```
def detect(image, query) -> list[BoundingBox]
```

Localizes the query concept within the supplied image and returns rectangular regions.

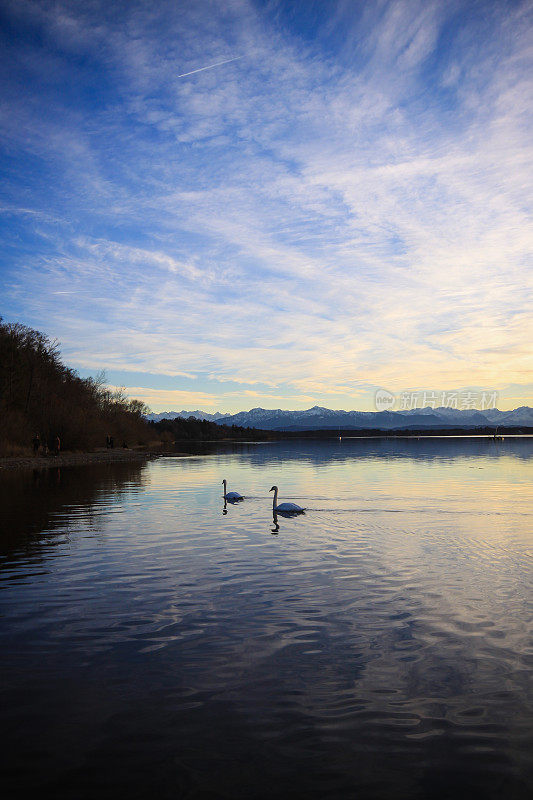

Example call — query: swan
[269,485,305,514]
[222,479,243,502]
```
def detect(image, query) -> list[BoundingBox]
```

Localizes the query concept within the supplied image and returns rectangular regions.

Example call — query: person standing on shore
[32,434,40,455]
[54,435,61,456]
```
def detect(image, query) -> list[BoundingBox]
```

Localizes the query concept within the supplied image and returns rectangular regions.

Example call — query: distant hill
[148,416,271,441]
[144,409,226,422]
[160,404,533,431]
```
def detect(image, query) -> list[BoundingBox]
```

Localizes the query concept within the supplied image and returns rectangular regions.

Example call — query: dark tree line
[0,318,271,456]
[149,416,272,441]
[0,318,151,455]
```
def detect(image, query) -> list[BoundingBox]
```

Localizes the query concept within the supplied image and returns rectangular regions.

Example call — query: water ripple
[1,441,532,799]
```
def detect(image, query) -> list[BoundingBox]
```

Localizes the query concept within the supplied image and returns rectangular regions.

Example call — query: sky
[0,0,531,413]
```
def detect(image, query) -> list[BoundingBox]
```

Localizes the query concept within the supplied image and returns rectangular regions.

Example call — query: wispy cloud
[112,386,217,409]
[0,0,531,412]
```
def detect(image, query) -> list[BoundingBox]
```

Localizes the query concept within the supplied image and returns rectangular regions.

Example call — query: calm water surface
[1,439,532,799]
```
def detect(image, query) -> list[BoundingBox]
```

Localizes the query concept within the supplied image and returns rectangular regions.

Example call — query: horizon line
[144,404,530,415]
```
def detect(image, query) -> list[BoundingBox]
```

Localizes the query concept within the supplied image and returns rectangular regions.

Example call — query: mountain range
[145,405,533,430]
[145,409,226,422]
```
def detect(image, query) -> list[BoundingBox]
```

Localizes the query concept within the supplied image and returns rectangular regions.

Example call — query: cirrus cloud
[0,0,531,412]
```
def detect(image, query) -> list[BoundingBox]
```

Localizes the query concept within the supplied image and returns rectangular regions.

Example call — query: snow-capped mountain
[482,406,533,425]
[215,405,533,431]
[144,405,533,430]
[144,409,226,422]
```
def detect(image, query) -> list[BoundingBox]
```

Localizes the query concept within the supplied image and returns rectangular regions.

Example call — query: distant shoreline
[278,426,533,439]
[0,448,165,472]
[2,430,532,471]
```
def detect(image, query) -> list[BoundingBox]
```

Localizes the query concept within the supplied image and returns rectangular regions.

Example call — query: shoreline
[0,448,165,472]
[2,432,531,472]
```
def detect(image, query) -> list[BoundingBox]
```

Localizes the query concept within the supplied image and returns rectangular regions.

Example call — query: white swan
[222,479,243,502]
[269,485,305,514]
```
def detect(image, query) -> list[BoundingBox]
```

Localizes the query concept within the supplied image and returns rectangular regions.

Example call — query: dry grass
[0,440,33,458]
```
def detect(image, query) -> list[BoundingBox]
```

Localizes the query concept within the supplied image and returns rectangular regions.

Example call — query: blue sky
[0,0,531,412]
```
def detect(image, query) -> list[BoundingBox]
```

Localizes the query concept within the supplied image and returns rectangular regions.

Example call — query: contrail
[177,56,242,78]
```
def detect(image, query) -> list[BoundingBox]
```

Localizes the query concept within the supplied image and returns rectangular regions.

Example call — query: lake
[1,438,532,799]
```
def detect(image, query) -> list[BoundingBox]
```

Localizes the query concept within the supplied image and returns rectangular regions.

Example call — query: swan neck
[273,488,278,508]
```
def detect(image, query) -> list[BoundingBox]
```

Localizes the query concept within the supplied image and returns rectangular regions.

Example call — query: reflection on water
[1,439,532,799]
[0,461,148,552]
